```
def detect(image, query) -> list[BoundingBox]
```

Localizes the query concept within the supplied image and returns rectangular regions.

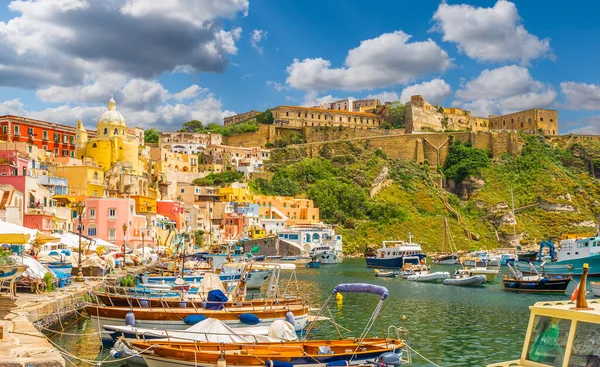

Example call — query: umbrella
[0,220,32,244]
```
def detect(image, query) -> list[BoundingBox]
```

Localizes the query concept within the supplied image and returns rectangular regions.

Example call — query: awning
[53,195,76,203]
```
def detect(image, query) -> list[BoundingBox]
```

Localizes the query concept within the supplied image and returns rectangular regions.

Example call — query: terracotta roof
[274,105,380,117]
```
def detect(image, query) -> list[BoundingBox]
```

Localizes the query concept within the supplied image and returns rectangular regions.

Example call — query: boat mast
[511,188,517,247]
[443,216,448,253]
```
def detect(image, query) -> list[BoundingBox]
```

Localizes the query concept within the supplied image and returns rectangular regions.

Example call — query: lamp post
[73,201,85,282]
[122,223,128,269]
[141,229,145,265]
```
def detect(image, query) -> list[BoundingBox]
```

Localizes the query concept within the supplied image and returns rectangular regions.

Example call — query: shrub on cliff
[193,171,244,186]
[444,141,490,183]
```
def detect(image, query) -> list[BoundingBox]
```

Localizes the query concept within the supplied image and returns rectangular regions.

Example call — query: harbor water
[53,258,591,367]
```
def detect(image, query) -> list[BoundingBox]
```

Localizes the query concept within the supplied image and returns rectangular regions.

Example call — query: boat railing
[387,325,411,365]
[139,328,266,344]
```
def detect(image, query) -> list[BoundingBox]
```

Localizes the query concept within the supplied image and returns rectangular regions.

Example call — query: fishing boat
[309,245,343,264]
[435,217,460,265]
[592,281,600,297]
[366,235,426,269]
[502,259,572,293]
[443,269,487,286]
[407,272,450,283]
[529,237,600,276]
[374,269,398,278]
[130,283,411,367]
[486,264,600,367]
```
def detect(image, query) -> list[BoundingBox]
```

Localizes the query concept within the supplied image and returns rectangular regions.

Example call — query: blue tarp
[205,289,228,310]
[331,283,388,300]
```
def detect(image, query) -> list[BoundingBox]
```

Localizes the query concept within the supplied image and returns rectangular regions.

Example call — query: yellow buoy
[374,269,380,273]
[336,293,343,301]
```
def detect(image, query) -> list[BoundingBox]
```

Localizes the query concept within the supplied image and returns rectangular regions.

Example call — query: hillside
[252,135,600,254]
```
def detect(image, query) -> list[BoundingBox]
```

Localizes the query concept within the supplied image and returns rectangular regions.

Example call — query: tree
[256,109,274,125]
[386,101,406,128]
[307,179,369,223]
[444,141,490,183]
[178,120,203,132]
[193,171,244,186]
[144,128,160,143]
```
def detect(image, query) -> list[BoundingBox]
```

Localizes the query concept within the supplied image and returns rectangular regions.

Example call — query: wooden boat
[443,270,486,286]
[131,338,405,367]
[131,283,410,367]
[0,264,28,282]
[502,259,572,293]
[407,272,450,283]
[93,291,304,308]
[86,303,310,344]
[591,281,600,297]
[487,263,600,367]
[400,263,430,278]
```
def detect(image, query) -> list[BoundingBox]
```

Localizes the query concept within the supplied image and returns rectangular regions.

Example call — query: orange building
[252,195,319,226]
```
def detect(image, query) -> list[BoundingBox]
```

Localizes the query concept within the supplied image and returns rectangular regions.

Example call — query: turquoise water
[53,259,595,367]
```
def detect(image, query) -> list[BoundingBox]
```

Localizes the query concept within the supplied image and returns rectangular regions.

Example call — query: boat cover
[205,289,228,310]
[197,272,226,298]
[268,320,297,341]
[332,283,388,300]
[18,255,51,279]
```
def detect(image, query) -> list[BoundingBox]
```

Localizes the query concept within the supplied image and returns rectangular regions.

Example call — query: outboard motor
[373,352,401,367]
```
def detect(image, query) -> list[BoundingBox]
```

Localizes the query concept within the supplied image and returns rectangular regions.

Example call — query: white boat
[407,272,450,283]
[443,270,487,286]
[592,281,600,297]
[309,245,343,264]
[374,270,398,278]
[365,234,426,269]
[400,262,430,278]
[436,254,459,265]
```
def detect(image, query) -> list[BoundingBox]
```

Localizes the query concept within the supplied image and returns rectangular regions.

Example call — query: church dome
[97,96,126,128]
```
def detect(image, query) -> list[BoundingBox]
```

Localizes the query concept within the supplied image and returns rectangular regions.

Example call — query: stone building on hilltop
[271,105,382,129]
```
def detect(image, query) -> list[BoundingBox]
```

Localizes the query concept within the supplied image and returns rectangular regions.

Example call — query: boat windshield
[568,321,600,367]
[525,315,571,366]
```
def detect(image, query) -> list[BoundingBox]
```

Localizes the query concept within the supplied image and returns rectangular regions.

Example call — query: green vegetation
[258,136,600,254]
[144,128,160,143]
[382,101,406,129]
[43,272,56,293]
[119,274,136,287]
[444,140,491,183]
[193,171,244,186]
[256,109,274,125]
[178,120,259,136]
[274,132,305,148]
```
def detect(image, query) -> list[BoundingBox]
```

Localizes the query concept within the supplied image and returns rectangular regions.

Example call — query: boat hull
[365,254,426,269]
[305,261,320,268]
[469,269,500,282]
[314,252,342,264]
[517,254,600,276]
[407,272,450,283]
[502,278,571,293]
[443,275,487,286]
[438,256,459,265]
[0,265,27,282]
[590,282,600,297]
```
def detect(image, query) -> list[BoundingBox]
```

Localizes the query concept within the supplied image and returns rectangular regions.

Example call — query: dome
[97,96,126,128]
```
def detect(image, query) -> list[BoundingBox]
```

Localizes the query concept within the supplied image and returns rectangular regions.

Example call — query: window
[92,143,97,148]
[28,127,33,135]
[108,228,116,241]
[14,125,19,135]
[114,128,118,135]
[93,190,98,196]
[63,135,68,143]
[70,136,74,143]
[70,150,75,158]
[103,128,108,135]
[62,149,68,157]
[54,132,59,142]
[54,148,59,155]
[540,117,544,121]
[108,208,116,220]
[88,208,96,219]
[550,118,554,122]
[569,321,600,366]
[87,225,96,236]
[526,316,571,366]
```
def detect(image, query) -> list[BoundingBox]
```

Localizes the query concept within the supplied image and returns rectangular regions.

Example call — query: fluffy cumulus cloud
[453,65,556,116]
[365,92,400,104]
[399,78,451,104]
[560,82,600,110]
[266,80,288,92]
[432,0,551,64]
[286,31,452,91]
[250,29,268,54]
[0,0,246,127]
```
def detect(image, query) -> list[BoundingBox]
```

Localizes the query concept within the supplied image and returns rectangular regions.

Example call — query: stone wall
[405,95,489,133]
[222,124,275,147]
[241,237,301,257]
[489,109,558,136]
[223,110,261,126]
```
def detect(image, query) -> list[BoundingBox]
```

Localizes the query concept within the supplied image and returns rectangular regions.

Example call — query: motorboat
[130,283,410,367]
[374,269,398,278]
[462,251,494,266]
[309,245,343,264]
[592,281,600,297]
[461,258,500,282]
[400,263,430,278]
[498,253,516,266]
[365,234,426,269]
[443,269,487,286]
[305,258,320,268]
[486,264,600,367]
[528,237,600,276]
[407,272,450,283]
[435,254,460,265]
[502,259,572,293]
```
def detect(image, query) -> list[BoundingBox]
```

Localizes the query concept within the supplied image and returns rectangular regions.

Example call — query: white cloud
[266,80,288,92]
[250,29,267,54]
[432,0,551,64]
[0,0,247,89]
[172,85,207,100]
[560,82,600,110]
[453,66,556,116]
[365,92,399,104]
[286,30,452,91]
[565,116,600,135]
[121,79,169,110]
[399,78,451,104]
[301,92,344,107]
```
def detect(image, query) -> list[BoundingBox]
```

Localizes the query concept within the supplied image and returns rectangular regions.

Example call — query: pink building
[80,198,150,249]
[221,212,244,241]
[157,200,186,230]
[0,150,29,177]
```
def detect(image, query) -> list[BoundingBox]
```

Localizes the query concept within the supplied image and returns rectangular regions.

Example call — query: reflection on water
[54,258,592,367]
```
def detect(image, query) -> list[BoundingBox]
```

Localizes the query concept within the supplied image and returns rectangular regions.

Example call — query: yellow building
[54,164,105,197]
[76,97,143,175]
[253,195,319,225]
[219,186,252,202]
[131,194,157,215]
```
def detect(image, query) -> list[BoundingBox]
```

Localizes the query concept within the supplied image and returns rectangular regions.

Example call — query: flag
[570,282,579,302]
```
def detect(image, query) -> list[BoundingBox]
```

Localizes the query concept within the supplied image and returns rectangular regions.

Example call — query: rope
[36,323,103,336]
[404,344,442,367]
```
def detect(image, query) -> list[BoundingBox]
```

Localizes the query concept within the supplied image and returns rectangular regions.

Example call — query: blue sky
[0,0,599,133]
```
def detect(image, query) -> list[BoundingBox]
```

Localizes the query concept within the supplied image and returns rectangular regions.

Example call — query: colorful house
[157,200,186,230]
[253,195,319,226]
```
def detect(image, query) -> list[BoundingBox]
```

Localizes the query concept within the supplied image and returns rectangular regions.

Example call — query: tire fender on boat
[183,314,207,325]
[239,313,260,325]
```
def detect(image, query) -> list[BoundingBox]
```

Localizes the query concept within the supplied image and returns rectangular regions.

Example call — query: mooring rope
[404,343,442,367]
